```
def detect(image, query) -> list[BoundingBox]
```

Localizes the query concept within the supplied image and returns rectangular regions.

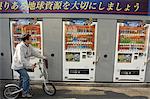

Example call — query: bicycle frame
[37,59,50,90]
[5,84,23,95]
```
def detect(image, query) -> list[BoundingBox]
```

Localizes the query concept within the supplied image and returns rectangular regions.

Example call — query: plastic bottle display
[65,25,95,50]
[118,25,147,52]
[12,24,41,49]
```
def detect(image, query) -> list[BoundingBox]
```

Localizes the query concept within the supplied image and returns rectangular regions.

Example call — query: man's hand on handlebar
[144,57,150,65]
[32,63,37,71]
[25,64,36,72]
[43,57,47,60]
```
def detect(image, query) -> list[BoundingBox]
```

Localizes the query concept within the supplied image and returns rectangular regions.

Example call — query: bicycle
[3,59,56,99]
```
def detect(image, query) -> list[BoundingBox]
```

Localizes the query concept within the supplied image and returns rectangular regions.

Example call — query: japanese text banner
[0,0,149,16]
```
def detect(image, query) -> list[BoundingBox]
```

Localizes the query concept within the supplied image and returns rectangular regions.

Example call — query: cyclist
[11,33,46,98]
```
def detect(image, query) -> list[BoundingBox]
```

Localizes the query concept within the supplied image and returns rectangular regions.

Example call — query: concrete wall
[43,19,62,81]
[0,19,2,78]
[145,20,150,82]
[0,19,12,79]
[95,19,117,82]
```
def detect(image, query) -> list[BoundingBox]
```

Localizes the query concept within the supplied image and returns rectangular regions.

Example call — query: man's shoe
[26,93,32,98]
[22,93,32,98]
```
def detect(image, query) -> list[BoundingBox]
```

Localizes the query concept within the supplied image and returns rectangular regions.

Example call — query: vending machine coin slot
[82,52,87,59]
[141,69,144,72]
[93,52,95,55]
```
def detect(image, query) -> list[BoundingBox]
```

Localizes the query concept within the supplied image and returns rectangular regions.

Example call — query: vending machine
[114,21,150,82]
[10,19,43,80]
[63,19,97,81]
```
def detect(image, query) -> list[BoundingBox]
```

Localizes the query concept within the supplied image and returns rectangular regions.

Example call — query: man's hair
[20,33,31,42]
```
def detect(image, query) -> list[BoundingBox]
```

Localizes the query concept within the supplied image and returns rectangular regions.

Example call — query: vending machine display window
[118,24,147,52]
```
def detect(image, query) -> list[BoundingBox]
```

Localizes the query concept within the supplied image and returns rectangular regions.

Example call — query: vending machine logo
[0,0,149,16]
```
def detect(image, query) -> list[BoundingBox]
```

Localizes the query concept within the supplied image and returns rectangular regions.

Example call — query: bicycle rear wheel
[42,83,56,96]
[3,86,20,99]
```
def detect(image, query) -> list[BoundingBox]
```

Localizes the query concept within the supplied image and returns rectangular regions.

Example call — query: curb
[52,82,150,87]
[1,80,150,87]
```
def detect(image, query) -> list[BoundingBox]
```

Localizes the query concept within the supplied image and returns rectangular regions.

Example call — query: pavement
[0,80,150,99]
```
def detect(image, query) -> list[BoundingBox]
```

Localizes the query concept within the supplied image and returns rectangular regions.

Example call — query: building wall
[0,14,149,82]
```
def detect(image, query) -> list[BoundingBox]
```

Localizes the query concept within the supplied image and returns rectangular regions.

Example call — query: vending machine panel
[113,21,150,82]
[10,19,43,80]
[63,19,97,81]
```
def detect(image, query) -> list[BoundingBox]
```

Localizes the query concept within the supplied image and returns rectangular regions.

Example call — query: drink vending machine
[63,19,97,81]
[114,21,150,82]
[10,19,43,80]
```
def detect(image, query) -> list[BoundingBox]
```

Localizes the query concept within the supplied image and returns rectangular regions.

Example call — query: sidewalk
[1,80,150,99]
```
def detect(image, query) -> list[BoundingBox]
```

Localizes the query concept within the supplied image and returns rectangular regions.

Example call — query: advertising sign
[0,0,149,15]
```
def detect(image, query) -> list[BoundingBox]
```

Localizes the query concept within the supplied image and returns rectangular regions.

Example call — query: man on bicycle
[11,33,46,98]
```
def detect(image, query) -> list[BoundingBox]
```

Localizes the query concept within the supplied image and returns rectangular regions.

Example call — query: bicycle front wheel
[3,86,20,99]
[42,83,56,96]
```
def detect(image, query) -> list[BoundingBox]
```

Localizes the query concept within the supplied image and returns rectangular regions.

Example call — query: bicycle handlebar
[43,59,48,69]
[38,59,48,69]
[26,59,48,73]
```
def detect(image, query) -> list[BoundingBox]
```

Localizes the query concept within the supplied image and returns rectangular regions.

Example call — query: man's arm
[30,46,46,59]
